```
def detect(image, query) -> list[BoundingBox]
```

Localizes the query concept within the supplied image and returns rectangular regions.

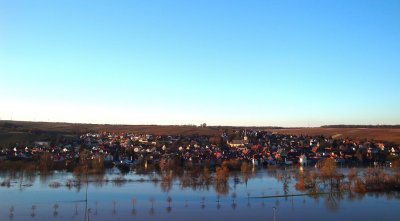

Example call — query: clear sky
[0,0,399,127]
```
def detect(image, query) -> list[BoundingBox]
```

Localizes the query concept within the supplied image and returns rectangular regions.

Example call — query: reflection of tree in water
[318,159,343,192]
[73,203,79,218]
[166,196,172,213]
[31,205,36,218]
[231,192,237,210]
[92,173,106,188]
[216,194,221,210]
[275,170,291,196]
[7,160,400,220]
[87,208,92,220]
[18,169,36,190]
[261,192,265,208]
[39,171,52,185]
[233,174,240,190]
[325,191,345,212]
[165,206,172,213]
[241,162,252,188]
[275,199,280,207]
[149,207,155,216]
[313,196,320,205]
[291,161,392,211]
[25,170,37,184]
[112,200,117,215]
[178,167,212,192]
[214,166,229,196]
[246,192,251,208]
[149,197,155,215]
[200,196,206,209]
[324,193,339,212]
[94,201,98,216]
[9,206,14,220]
[231,201,237,210]
[160,171,173,192]
[185,200,189,208]
[111,175,126,187]
[131,197,137,216]
[53,203,59,217]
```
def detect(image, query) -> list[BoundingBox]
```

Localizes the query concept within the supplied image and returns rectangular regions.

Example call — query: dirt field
[1,121,400,145]
[0,120,222,136]
[271,128,400,144]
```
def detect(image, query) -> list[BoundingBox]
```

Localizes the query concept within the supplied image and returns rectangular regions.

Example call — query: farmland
[1,120,399,146]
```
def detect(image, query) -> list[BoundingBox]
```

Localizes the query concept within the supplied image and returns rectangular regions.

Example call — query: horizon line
[1,119,400,129]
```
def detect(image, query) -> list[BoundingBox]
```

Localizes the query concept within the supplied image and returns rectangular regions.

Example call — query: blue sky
[0,0,399,126]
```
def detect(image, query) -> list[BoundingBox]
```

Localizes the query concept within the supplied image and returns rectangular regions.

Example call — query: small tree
[318,158,343,191]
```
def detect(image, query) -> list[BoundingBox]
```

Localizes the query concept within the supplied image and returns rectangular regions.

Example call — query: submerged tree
[214,165,230,196]
[318,158,343,191]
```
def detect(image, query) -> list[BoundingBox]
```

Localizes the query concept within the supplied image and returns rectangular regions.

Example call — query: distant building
[227,139,249,148]
[227,131,249,148]
[34,141,50,147]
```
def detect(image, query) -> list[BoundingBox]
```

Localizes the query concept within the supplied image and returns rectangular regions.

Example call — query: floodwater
[0,167,399,221]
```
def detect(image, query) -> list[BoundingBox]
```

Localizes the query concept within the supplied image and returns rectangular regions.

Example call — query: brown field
[0,120,223,146]
[1,120,400,146]
[271,128,400,144]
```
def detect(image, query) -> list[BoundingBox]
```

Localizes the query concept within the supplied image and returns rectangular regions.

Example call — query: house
[228,139,249,148]
[34,141,50,147]
[299,154,308,166]
[376,143,385,151]
[227,134,249,148]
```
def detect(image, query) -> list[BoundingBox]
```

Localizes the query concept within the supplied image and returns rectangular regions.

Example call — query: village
[1,129,399,171]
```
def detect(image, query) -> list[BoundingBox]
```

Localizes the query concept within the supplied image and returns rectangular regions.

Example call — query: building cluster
[0,129,399,167]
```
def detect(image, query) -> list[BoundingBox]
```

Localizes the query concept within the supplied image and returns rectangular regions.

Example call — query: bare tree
[318,158,343,191]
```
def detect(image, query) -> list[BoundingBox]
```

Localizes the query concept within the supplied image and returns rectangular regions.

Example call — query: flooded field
[1,167,399,221]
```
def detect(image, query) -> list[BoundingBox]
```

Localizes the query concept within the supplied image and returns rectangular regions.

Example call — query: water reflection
[30,205,36,218]
[200,196,205,209]
[73,203,79,218]
[52,203,59,217]
[9,206,14,220]
[1,166,400,221]
[112,200,117,215]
